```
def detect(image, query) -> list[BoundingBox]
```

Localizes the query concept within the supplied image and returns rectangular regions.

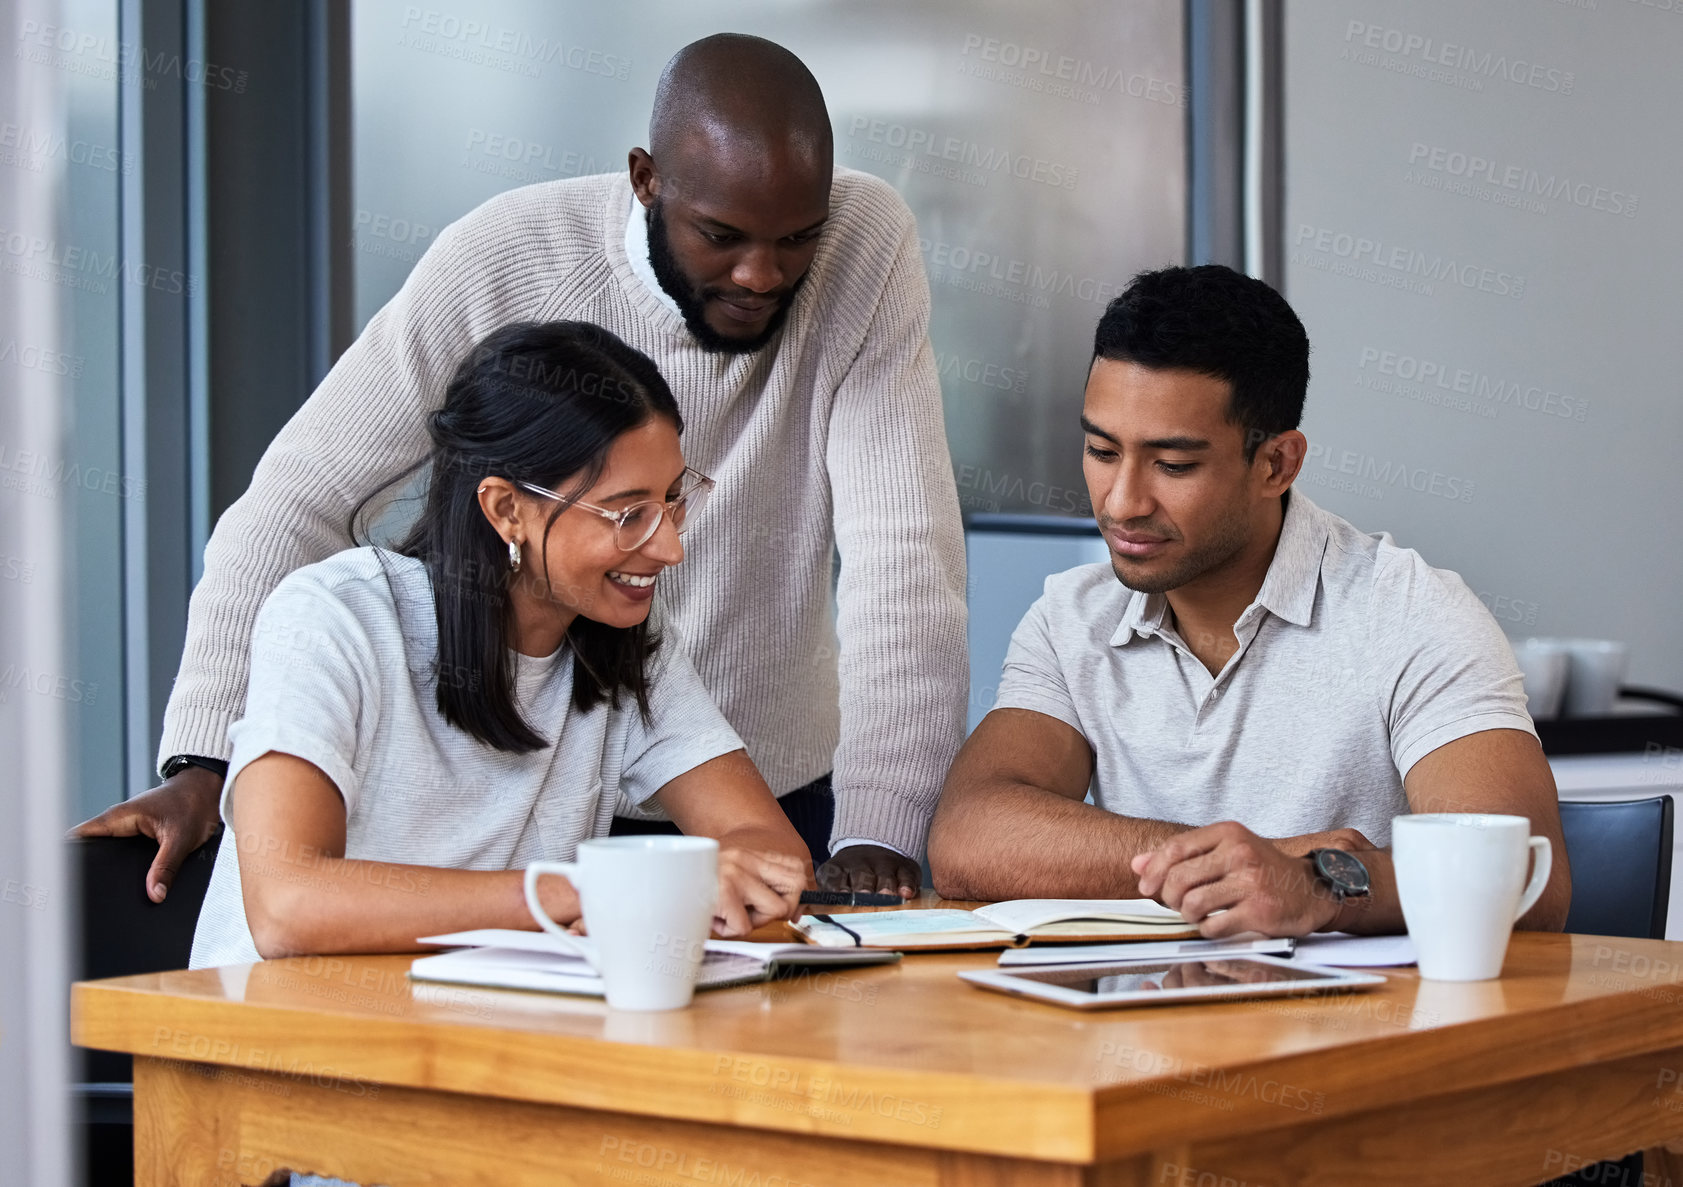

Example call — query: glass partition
[351,0,1186,516]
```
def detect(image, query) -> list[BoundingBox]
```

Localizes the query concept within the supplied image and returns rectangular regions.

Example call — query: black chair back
[73,828,221,1186]
[76,828,221,1079]
[78,829,220,968]
[1558,798,1673,940]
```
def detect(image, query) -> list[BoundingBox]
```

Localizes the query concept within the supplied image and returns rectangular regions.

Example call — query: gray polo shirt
[991,492,1535,846]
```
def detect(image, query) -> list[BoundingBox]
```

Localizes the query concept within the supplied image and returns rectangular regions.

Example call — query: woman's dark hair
[354,320,683,753]
[1093,265,1310,460]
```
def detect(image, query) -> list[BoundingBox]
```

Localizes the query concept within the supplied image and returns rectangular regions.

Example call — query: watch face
[1315,848,1371,894]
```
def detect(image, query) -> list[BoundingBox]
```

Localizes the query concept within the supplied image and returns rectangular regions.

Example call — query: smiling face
[1081,359,1298,596]
[631,137,830,353]
[503,417,689,644]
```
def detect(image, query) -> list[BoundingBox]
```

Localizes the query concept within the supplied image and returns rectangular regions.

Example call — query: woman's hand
[712,847,807,938]
[655,750,817,938]
[531,871,584,931]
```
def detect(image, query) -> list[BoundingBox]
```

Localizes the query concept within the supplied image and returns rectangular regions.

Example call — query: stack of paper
[409,928,898,998]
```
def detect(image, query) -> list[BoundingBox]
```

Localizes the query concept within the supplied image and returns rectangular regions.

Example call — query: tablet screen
[1008,958,1343,995]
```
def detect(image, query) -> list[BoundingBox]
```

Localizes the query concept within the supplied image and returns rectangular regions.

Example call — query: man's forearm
[928,782,1188,900]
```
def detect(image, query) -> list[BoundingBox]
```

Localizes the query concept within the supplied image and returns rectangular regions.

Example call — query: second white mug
[1510,638,1569,721]
[1561,639,1629,718]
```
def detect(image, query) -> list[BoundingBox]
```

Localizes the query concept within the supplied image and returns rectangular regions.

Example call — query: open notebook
[410,928,899,998]
[788,899,1197,950]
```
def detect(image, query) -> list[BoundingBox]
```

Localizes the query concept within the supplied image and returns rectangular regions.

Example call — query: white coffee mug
[1392,814,1552,982]
[525,836,719,1011]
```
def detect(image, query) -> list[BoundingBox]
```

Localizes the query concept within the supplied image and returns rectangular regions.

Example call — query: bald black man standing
[76,35,966,900]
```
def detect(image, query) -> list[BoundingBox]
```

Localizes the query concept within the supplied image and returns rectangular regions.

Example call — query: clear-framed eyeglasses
[514,466,715,552]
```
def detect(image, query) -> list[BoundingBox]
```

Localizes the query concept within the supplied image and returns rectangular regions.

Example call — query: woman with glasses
[189,321,811,968]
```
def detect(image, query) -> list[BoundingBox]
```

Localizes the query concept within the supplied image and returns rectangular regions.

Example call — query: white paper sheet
[1292,933,1417,967]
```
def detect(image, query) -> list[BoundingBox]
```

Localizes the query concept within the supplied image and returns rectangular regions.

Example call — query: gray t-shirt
[992,492,1535,846]
[190,548,743,968]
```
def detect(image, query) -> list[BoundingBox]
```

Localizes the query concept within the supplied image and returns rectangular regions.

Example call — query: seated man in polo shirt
[927,265,1570,938]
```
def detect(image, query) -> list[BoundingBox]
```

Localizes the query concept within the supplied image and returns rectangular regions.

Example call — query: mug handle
[523,860,593,962]
[1512,837,1553,922]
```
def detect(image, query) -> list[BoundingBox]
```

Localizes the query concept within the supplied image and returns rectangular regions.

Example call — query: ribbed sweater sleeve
[156,196,566,766]
[823,193,969,858]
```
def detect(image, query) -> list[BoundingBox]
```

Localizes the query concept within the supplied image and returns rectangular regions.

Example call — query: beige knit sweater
[159,167,969,858]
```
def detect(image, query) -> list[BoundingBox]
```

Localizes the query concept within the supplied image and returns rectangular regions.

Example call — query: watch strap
[162,754,229,781]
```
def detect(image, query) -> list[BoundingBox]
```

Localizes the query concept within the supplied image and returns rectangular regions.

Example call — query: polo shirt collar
[1110,590,1169,647]
[1106,491,1329,647]
[1250,490,1329,628]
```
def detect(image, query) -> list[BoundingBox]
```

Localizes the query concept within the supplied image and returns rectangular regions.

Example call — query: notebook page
[794,908,1003,945]
[972,899,1186,933]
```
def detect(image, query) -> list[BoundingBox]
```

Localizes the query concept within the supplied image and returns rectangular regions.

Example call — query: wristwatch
[161,754,230,781]
[1307,848,1371,904]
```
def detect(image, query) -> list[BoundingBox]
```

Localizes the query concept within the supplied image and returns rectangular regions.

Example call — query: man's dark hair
[352,321,681,753]
[1092,265,1310,459]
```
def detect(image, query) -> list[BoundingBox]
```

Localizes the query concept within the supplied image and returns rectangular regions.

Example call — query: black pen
[799,890,906,907]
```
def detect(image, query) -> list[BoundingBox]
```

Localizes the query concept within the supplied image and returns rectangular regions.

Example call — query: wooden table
[71,907,1683,1187]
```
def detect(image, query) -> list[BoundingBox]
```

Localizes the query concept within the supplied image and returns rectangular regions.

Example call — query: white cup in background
[1392,814,1552,982]
[525,836,719,1011]
[1561,638,1629,718]
[1510,638,1569,721]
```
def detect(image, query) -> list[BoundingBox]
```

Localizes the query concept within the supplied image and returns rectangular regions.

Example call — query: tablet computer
[958,953,1385,1010]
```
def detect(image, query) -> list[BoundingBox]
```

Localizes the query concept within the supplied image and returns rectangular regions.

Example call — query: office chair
[73,828,222,1186]
[1558,797,1673,940]
[1538,798,1672,1186]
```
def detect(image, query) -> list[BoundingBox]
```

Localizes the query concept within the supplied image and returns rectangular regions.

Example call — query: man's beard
[646,200,803,355]
[1102,506,1251,595]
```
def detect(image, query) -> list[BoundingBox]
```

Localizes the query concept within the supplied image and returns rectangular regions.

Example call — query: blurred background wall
[1284,0,1683,690]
